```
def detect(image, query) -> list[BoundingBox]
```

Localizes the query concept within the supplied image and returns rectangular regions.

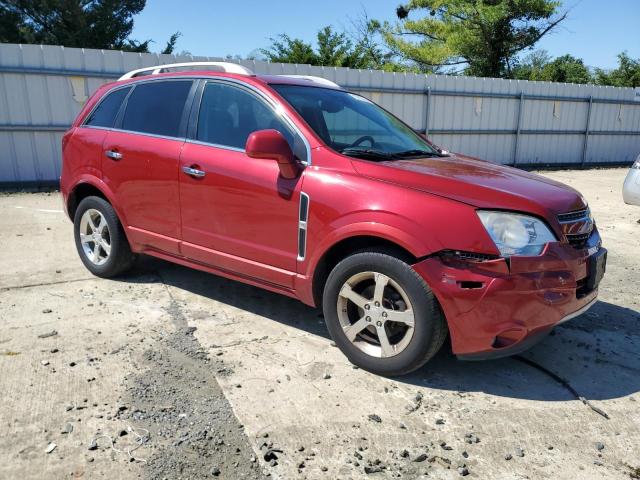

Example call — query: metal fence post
[512,92,524,166]
[581,95,593,167]
[424,87,431,137]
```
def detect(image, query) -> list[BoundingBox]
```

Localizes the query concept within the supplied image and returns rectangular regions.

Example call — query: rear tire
[73,196,135,278]
[322,251,447,376]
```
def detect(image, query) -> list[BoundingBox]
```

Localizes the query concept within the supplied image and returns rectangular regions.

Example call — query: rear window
[121,81,192,137]
[84,87,130,128]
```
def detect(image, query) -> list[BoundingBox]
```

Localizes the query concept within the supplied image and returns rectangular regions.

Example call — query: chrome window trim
[297,192,310,261]
[79,75,312,165]
[193,78,312,165]
[82,78,194,136]
[79,125,187,143]
[81,83,132,128]
[185,138,245,153]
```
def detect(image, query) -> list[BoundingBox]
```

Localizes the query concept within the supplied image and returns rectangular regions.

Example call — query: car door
[101,79,195,255]
[179,80,309,288]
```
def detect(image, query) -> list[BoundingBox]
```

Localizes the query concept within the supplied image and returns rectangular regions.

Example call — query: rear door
[102,79,195,254]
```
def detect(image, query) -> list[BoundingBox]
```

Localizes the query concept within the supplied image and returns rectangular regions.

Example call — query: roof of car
[116,70,342,91]
[255,74,342,89]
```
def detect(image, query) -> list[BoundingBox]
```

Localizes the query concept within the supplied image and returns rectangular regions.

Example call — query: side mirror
[245,129,299,179]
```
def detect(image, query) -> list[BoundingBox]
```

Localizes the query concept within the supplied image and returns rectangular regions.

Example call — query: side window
[121,81,192,137]
[196,82,307,162]
[84,87,130,128]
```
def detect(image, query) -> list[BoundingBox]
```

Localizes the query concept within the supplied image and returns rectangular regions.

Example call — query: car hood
[351,153,586,222]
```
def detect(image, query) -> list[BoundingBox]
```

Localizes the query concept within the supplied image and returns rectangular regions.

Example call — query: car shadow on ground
[123,256,640,403]
[403,300,640,402]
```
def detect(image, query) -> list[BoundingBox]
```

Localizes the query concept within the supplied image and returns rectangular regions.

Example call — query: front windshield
[271,85,440,161]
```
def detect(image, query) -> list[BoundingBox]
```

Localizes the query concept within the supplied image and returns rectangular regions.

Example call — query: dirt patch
[120,281,265,479]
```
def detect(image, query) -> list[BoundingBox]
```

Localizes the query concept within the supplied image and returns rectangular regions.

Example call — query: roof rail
[279,75,341,88]
[118,62,254,80]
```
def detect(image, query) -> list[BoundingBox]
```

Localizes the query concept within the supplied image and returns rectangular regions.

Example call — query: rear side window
[121,81,192,137]
[84,87,130,128]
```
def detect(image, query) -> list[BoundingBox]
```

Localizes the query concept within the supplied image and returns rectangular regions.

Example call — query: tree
[0,0,177,53]
[538,54,591,83]
[513,51,592,84]
[261,24,401,70]
[345,12,399,70]
[316,26,353,66]
[594,52,640,88]
[260,33,317,65]
[511,49,551,80]
[383,0,567,77]
[161,31,182,55]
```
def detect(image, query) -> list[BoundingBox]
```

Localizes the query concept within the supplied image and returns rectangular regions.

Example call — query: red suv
[60,62,606,376]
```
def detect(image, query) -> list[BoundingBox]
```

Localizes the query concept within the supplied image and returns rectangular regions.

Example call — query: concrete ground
[1,168,639,479]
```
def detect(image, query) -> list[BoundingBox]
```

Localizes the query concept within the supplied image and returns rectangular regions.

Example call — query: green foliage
[512,50,640,87]
[316,26,352,66]
[161,31,182,55]
[260,23,405,70]
[0,0,177,53]
[513,51,591,83]
[594,52,640,88]
[261,34,317,65]
[383,0,566,77]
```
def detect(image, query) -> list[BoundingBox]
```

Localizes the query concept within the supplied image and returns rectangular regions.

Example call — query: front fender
[295,214,442,306]
[309,219,437,272]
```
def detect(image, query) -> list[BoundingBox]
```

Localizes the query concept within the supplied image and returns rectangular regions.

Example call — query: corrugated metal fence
[1,43,639,186]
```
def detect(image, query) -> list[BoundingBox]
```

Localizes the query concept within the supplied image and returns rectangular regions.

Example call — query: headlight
[633,153,640,169]
[477,211,557,257]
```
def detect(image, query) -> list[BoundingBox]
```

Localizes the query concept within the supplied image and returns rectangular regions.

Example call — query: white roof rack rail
[118,61,254,80]
[279,75,341,88]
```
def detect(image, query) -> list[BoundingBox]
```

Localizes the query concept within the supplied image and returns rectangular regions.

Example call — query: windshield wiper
[340,147,395,161]
[391,149,441,159]
[340,147,441,161]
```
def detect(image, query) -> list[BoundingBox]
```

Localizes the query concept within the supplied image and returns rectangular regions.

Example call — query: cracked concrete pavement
[0,168,639,479]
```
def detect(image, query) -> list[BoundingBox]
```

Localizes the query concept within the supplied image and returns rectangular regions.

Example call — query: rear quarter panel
[61,82,120,214]
[60,126,110,216]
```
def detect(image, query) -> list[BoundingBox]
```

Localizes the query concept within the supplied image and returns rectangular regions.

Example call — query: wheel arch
[310,234,422,308]
[67,177,126,225]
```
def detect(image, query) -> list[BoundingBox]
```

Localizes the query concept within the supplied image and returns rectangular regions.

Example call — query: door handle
[105,150,123,160]
[182,165,206,178]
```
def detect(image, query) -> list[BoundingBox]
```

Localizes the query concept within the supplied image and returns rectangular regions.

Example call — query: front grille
[566,232,590,249]
[557,207,593,249]
[558,207,589,223]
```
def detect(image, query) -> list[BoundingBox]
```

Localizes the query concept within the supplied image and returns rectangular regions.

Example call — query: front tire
[73,196,135,278]
[322,251,447,376]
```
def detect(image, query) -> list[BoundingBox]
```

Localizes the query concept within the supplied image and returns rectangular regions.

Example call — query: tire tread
[323,249,447,376]
[74,196,135,278]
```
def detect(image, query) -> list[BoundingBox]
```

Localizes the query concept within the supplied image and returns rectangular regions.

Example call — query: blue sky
[132,0,640,69]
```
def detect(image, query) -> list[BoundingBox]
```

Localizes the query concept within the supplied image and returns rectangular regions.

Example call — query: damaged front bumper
[413,230,605,360]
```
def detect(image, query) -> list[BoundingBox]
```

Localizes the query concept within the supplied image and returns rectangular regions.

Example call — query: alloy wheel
[336,271,415,358]
[79,208,111,266]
